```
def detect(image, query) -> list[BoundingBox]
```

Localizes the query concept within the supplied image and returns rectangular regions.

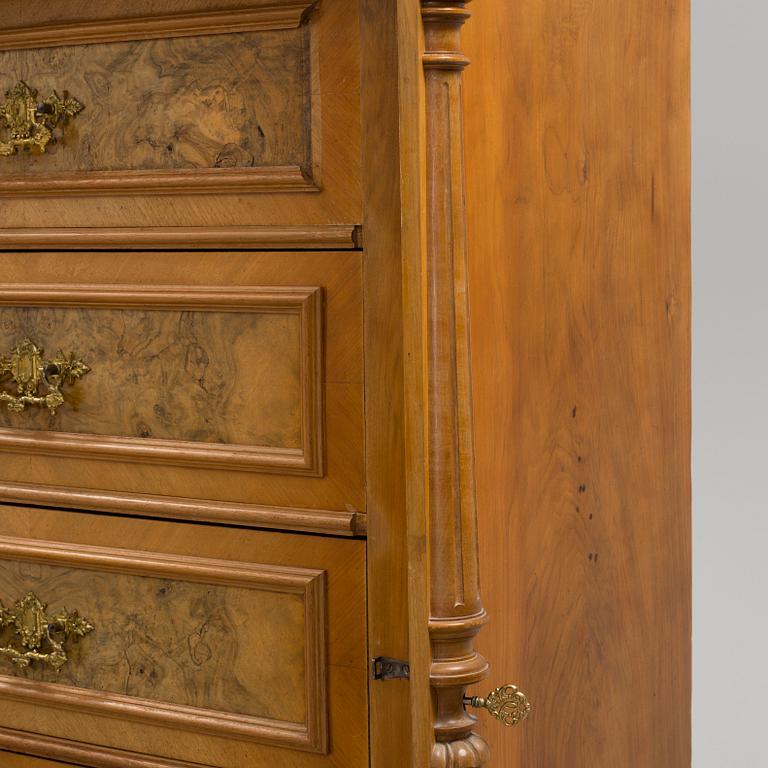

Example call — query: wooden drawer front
[0,507,368,768]
[0,251,364,535]
[0,0,361,228]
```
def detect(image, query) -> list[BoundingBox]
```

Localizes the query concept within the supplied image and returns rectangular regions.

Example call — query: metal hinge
[371,656,410,680]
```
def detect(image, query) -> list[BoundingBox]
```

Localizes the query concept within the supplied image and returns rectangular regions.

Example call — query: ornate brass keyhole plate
[0,592,94,671]
[0,339,91,415]
[0,81,84,157]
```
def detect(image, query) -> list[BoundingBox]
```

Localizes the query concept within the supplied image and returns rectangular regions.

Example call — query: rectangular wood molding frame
[0,284,325,476]
[0,4,321,198]
[0,536,329,753]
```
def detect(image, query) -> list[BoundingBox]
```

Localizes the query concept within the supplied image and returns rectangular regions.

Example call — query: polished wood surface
[0,0,360,227]
[420,2,490,766]
[358,0,422,766]
[0,0,309,32]
[0,3,313,50]
[464,0,691,765]
[0,506,368,768]
[0,726,237,767]
[0,537,325,750]
[0,481,365,537]
[0,250,363,521]
[0,288,319,462]
[0,28,310,180]
[0,752,73,768]
[0,1,691,765]
[0,226,360,250]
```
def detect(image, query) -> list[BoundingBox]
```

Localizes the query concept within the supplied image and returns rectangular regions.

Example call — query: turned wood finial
[421,2,490,767]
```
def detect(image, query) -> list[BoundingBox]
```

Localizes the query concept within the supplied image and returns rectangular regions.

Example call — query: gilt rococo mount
[0,81,83,157]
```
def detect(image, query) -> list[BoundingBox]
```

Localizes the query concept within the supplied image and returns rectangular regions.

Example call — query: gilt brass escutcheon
[465,684,531,727]
[0,81,84,156]
[0,592,94,671]
[0,339,91,414]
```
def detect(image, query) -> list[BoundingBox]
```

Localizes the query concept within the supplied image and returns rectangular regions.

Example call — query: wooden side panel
[463,1,690,766]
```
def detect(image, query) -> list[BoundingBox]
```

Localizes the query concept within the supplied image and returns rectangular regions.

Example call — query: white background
[693,2,768,765]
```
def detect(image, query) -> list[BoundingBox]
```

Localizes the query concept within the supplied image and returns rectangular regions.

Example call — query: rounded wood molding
[431,733,491,768]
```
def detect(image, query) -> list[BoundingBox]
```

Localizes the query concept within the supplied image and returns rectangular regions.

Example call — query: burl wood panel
[0,554,308,727]
[464,1,690,767]
[0,507,368,768]
[0,284,323,476]
[0,29,311,176]
[0,306,302,448]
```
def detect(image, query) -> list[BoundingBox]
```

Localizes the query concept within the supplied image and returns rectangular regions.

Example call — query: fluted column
[421,3,491,767]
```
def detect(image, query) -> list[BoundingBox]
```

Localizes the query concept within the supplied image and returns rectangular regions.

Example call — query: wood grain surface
[0,250,363,518]
[464,0,691,766]
[0,226,361,251]
[420,3,491,766]
[358,1,433,765]
[0,0,361,228]
[0,284,324,475]
[0,0,309,30]
[0,543,319,743]
[0,304,303,448]
[0,733,214,768]
[0,752,73,768]
[0,28,311,177]
[0,481,365,537]
[0,507,368,768]
[0,3,314,50]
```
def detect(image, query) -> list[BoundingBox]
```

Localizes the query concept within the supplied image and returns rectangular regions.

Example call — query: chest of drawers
[0,1,691,767]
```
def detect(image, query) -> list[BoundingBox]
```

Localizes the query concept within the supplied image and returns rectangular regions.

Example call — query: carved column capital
[421,1,471,70]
